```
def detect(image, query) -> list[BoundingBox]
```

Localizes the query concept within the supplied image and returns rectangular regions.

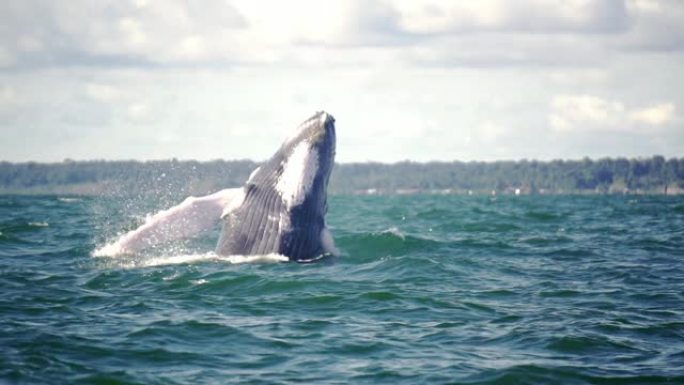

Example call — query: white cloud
[177,35,206,59]
[393,0,629,35]
[392,1,504,34]
[630,0,662,12]
[127,103,151,123]
[405,33,607,68]
[118,17,148,48]
[84,83,122,102]
[0,46,16,68]
[0,85,16,105]
[0,0,247,68]
[550,94,676,132]
[550,95,625,131]
[478,121,510,143]
[0,0,679,71]
[17,35,43,53]
[231,1,350,45]
[629,102,675,125]
[621,0,684,51]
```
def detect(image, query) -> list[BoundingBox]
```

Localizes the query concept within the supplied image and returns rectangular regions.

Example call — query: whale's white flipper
[97,188,242,256]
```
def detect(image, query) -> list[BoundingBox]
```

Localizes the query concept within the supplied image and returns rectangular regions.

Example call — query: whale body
[216,111,337,261]
[98,111,337,262]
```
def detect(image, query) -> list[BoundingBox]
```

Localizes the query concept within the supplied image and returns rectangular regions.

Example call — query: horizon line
[1,154,681,165]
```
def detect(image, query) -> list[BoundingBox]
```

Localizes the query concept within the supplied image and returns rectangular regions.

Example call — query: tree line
[0,156,682,196]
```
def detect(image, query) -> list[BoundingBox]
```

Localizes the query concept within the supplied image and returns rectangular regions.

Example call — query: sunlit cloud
[549,95,676,132]
[629,103,675,125]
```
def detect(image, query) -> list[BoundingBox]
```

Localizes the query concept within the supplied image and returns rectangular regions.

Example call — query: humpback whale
[100,111,337,262]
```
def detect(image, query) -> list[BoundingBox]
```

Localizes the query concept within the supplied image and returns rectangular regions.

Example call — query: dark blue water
[1,194,683,384]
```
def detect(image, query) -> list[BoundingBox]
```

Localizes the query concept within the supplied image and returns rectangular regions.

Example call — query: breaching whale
[101,111,337,262]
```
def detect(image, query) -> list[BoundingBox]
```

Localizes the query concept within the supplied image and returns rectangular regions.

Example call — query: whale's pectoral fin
[98,188,243,256]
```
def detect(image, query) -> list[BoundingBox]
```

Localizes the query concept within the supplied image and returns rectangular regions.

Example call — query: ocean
[1,194,683,384]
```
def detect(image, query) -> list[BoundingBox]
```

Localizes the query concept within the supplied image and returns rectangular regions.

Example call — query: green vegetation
[1,156,683,196]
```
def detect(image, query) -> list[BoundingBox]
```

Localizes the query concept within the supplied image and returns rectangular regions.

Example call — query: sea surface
[1,194,683,384]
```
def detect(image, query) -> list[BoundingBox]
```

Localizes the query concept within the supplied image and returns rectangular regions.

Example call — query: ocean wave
[3,194,683,384]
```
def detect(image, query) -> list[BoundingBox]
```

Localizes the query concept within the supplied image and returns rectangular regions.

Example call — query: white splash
[276,140,318,209]
[140,252,289,267]
[93,242,124,257]
[320,226,339,255]
[92,251,289,268]
[380,227,406,240]
[58,197,81,203]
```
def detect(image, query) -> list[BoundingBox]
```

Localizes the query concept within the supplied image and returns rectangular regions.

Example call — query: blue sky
[0,0,682,162]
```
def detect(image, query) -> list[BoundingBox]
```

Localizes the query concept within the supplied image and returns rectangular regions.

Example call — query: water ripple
[1,195,683,384]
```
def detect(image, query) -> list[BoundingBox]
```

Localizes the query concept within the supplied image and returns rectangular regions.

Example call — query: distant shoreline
[1,156,682,197]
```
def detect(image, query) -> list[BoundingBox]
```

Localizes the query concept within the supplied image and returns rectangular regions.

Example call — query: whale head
[216,111,337,261]
[273,111,336,211]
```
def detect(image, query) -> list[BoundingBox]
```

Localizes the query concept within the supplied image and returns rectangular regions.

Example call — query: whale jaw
[215,111,336,261]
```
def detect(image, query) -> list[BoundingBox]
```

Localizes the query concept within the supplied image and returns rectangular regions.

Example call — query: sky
[0,0,683,163]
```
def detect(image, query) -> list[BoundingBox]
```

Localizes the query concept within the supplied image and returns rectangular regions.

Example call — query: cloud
[620,0,684,51]
[0,85,16,105]
[550,95,625,131]
[1,0,681,71]
[549,94,676,132]
[405,34,608,68]
[0,0,247,69]
[0,46,16,68]
[393,0,630,35]
[478,121,510,143]
[84,83,122,102]
[628,102,675,125]
[126,103,151,123]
